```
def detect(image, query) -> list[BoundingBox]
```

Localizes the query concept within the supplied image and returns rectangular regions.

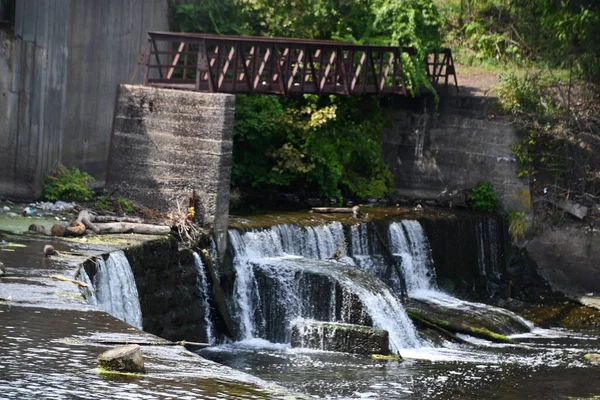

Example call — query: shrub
[43,165,95,202]
[507,211,527,243]
[468,181,499,212]
[496,73,544,115]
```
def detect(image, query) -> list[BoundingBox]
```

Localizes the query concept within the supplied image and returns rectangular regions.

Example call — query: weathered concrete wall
[63,0,168,185]
[107,85,235,253]
[526,227,600,295]
[0,2,70,199]
[0,0,168,200]
[382,96,531,212]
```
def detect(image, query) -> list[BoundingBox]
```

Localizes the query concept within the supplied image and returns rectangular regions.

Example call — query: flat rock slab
[291,319,390,356]
[98,344,146,373]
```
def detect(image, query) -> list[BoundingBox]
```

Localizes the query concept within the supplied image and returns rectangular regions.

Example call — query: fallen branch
[67,210,170,235]
[94,222,171,235]
[50,274,90,288]
[94,215,143,224]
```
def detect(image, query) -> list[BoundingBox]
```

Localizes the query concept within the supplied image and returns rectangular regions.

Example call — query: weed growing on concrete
[468,181,499,213]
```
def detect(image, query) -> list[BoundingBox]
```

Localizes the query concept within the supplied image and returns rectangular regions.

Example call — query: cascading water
[475,218,501,279]
[193,252,215,344]
[76,266,97,306]
[388,220,436,292]
[383,220,532,335]
[91,250,143,329]
[229,224,421,352]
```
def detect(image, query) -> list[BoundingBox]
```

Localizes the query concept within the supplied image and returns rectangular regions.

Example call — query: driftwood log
[312,207,354,213]
[67,210,170,236]
[94,222,171,235]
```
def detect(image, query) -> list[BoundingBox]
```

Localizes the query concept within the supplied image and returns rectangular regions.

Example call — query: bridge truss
[138,31,458,96]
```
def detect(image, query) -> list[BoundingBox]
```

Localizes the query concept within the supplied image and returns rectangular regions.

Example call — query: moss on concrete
[406,309,512,344]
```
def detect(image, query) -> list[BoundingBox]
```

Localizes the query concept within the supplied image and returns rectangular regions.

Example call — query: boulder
[98,344,146,373]
[291,320,390,356]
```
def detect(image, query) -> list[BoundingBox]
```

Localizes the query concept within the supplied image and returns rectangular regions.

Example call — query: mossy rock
[98,344,146,374]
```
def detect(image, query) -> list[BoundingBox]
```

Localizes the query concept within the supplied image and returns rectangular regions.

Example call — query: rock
[584,353,600,363]
[437,188,468,208]
[549,199,589,219]
[98,344,146,373]
[50,224,67,237]
[0,261,4,277]
[43,245,55,257]
[291,320,390,356]
[28,224,47,235]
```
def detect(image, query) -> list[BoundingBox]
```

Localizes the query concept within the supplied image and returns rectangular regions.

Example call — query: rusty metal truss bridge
[137,31,458,97]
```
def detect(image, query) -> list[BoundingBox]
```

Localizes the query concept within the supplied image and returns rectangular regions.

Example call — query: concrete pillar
[107,85,235,255]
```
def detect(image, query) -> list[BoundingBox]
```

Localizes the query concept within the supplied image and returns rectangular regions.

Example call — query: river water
[198,214,600,399]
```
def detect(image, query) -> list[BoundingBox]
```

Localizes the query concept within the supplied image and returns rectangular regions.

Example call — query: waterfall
[193,252,215,344]
[92,251,143,329]
[476,218,501,278]
[229,224,421,352]
[385,219,532,334]
[76,266,97,306]
[388,221,436,293]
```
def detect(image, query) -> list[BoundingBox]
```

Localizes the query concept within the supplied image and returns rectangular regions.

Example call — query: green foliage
[232,94,393,200]
[507,211,527,243]
[43,165,95,202]
[117,197,134,214]
[93,192,113,211]
[171,1,243,35]
[371,0,442,52]
[496,74,559,116]
[437,0,600,81]
[93,192,135,214]
[468,181,499,212]
[171,0,442,201]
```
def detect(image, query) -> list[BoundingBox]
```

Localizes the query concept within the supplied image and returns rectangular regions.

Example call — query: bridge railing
[139,31,457,96]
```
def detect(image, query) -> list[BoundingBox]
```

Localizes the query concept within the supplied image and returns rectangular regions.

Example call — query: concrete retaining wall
[107,85,235,254]
[0,0,168,200]
[382,96,531,212]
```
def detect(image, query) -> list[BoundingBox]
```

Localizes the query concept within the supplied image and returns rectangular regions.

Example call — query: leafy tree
[171,0,443,203]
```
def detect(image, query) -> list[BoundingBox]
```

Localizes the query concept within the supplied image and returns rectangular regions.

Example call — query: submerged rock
[291,319,390,356]
[98,344,146,374]
[44,245,55,257]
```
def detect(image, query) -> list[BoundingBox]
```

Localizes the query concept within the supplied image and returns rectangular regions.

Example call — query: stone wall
[107,85,235,254]
[0,0,168,200]
[382,96,531,212]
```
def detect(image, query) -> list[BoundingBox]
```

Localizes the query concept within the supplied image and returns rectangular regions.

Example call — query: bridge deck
[139,31,457,96]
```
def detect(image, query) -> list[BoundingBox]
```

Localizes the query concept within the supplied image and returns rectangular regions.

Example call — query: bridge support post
[107,84,235,256]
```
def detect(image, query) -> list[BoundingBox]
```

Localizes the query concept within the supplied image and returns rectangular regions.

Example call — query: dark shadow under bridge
[139,31,458,96]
